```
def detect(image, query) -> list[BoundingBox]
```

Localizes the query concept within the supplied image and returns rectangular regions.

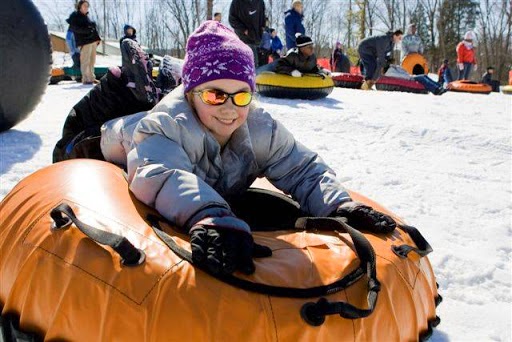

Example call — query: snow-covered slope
[0,82,510,341]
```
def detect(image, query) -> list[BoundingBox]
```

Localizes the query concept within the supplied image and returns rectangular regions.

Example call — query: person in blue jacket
[119,24,137,48]
[270,29,283,60]
[284,0,305,50]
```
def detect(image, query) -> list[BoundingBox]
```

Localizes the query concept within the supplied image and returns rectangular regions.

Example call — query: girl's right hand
[189,223,272,275]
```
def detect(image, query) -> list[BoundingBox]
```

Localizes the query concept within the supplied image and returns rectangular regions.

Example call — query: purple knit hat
[182,21,255,93]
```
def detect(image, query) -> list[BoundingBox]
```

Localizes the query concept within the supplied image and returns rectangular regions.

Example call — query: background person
[229,0,265,66]
[119,24,137,48]
[66,0,101,85]
[357,30,403,90]
[456,31,478,80]
[401,23,424,58]
[270,28,283,61]
[481,66,500,92]
[284,0,305,50]
[330,41,351,73]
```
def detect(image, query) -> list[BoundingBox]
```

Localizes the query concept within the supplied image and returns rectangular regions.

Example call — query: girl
[66,0,101,84]
[100,21,396,276]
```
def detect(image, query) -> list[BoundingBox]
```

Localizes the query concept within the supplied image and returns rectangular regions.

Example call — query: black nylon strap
[50,203,145,266]
[392,224,433,258]
[147,215,380,318]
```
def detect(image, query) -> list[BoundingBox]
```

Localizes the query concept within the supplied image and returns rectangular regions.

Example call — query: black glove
[334,201,396,234]
[189,220,272,275]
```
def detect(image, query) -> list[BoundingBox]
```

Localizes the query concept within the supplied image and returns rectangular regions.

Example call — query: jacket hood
[123,24,136,36]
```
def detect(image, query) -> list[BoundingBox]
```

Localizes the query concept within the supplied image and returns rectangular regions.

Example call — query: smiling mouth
[215,117,237,125]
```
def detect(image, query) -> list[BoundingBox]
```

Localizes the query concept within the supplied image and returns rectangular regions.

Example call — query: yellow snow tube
[401,53,429,75]
[0,160,441,341]
[502,85,512,94]
[256,72,334,100]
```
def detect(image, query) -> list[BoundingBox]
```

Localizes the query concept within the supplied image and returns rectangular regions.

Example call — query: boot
[361,80,375,90]
[121,39,158,105]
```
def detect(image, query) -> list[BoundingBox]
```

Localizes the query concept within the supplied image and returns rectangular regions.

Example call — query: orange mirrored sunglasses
[192,89,253,107]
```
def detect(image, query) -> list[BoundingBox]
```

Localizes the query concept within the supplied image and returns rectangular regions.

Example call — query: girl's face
[79,2,89,14]
[190,79,251,147]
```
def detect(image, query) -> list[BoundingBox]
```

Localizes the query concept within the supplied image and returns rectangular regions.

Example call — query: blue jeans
[413,75,441,93]
[458,62,473,80]
[359,53,377,80]
[256,60,278,75]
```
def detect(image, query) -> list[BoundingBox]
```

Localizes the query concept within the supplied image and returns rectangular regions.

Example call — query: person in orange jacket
[456,31,477,80]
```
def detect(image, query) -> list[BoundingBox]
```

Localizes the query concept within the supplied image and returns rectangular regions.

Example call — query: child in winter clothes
[98,21,396,276]
[481,66,500,92]
[53,39,175,162]
[437,59,453,86]
[275,34,328,77]
[331,42,351,73]
[270,29,283,60]
[119,24,137,48]
[384,65,447,95]
[456,31,478,80]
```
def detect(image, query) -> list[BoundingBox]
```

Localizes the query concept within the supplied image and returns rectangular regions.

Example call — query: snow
[1,79,511,341]
[51,51,122,68]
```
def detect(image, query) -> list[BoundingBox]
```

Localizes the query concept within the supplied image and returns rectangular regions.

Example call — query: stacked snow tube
[49,68,72,85]
[0,0,52,132]
[376,76,428,94]
[0,160,441,341]
[331,72,364,89]
[401,53,429,75]
[447,80,492,94]
[256,72,334,100]
[63,66,109,80]
[502,85,512,95]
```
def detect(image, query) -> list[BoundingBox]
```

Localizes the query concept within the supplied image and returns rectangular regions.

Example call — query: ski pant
[458,62,473,80]
[359,52,377,80]
[80,42,98,83]
[413,75,441,93]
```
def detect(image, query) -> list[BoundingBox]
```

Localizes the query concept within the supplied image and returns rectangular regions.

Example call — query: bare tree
[207,0,214,20]
[477,0,512,82]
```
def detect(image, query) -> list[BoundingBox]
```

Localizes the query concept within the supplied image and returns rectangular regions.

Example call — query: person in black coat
[53,39,161,162]
[66,0,101,84]
[119,24,137,48]
[229,0,265,66]
[331,42,351,73]
[481,66,500,92]
[275,34,329,77]
[357,30,403,90]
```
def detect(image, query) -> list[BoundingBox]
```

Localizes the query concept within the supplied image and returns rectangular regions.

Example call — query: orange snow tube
[0,160,441,341]
[447,80,492,94]
[401,53,429,75]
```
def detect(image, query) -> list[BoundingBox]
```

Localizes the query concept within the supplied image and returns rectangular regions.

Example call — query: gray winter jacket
[357,33,395,75]
[401,25,424,57]
[101,88,351,232]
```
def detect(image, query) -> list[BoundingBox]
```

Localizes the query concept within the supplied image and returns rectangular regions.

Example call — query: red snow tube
[331,73,364,89]
[376,76,428,94]
[447,80,492,94]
